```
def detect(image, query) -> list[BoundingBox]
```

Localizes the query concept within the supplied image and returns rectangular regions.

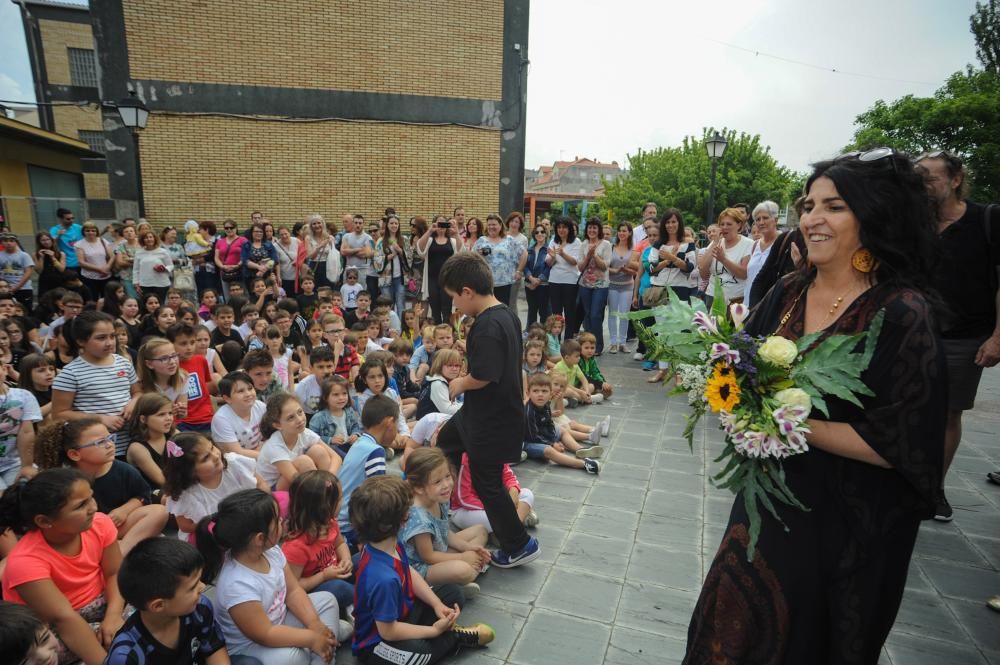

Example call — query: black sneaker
[987,471,1000,486]
[933,494,953,522]
[584,458,600,474]
[452,623,495,648]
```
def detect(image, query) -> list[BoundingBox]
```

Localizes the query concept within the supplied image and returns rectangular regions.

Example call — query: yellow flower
[705,370,741,412]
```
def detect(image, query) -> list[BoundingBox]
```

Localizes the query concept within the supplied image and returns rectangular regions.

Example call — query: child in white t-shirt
[257,393,340,490]
[210,371,267,459]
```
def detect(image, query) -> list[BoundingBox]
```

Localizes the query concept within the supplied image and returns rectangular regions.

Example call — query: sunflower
[704,370,741,412]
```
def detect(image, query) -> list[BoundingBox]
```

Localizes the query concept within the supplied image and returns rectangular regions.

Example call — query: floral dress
[473,236,521,287]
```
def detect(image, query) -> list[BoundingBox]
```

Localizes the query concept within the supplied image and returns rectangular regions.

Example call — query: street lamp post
[705,131,728,227]
[115,92,149,217]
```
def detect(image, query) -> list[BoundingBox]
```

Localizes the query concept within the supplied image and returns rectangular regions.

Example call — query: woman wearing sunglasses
[683,149,946,665]
[523,224,552,325]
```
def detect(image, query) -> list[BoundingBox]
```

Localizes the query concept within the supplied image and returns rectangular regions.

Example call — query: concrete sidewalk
[339,347,1000,665]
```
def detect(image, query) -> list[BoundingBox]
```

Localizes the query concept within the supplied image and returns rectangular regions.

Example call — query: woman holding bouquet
[684,149,945,665]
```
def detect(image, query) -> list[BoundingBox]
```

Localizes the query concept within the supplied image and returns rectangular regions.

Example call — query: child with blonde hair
[414,348,463,419]
[136,337,188,420]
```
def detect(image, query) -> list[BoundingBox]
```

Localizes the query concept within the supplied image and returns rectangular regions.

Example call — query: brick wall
[38,19,94,86]
[138,115,500,227]
[122,0,504,100]
[51,105,102,137]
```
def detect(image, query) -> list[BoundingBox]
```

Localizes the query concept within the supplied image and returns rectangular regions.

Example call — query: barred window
[68,48,98,88]
[78,130,105,155]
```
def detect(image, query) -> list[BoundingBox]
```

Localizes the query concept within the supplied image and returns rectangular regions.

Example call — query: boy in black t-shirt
[107,538,227,665]
[208,304,245,353]
[436,253,538,569]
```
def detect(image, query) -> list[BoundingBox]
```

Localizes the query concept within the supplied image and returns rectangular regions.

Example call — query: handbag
[642,285,670,307]
[406,277,418,294]
[172,265,195,291]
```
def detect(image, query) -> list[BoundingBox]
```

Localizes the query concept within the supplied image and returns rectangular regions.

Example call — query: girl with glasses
[137,338,189,421]
[36,417,168,557]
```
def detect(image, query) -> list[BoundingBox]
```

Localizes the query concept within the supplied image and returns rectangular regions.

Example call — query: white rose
[774,388,812,411]
[758,336,798,367]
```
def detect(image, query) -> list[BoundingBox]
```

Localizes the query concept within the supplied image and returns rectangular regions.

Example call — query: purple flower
[710,342,741,365]
[692,311,719,335]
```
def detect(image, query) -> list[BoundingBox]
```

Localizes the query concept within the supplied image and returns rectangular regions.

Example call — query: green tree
[847,68,1000,201]
[972,0,1000,72]
[598,129,801,230]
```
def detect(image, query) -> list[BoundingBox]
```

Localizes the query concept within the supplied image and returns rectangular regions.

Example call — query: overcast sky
[1,0,980,174]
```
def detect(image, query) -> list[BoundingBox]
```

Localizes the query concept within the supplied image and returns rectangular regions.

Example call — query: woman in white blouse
[742,200,781,307]
[545,217,582,337]
[697,207,754,308]
[133,229,174,304]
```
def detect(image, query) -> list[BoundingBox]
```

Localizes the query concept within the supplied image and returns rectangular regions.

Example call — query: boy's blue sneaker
[642,360,656,371]
[491,536,541,569]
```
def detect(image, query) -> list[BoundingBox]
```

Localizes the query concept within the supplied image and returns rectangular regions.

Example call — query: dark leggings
[548,282,578,337]
[493,284,512,307]
[358,583,465,665]
[525,284,551,325]
[80,276,110,303]
[427,274,452,325]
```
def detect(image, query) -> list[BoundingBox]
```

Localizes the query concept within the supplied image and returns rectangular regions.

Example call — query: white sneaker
[337,619,355,642]
[608,344,619,354]
[590,394,604,404]
[463,582,481,599]
[586,427,602,444]
[632,351,644,361]
[600,415,611,437]
[524,509,540,528]
[576,445,604,459]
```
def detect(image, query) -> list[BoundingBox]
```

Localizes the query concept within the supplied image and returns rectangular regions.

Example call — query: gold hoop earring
[852,248,876,273]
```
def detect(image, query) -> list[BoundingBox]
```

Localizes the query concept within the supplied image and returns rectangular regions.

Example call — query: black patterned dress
[683,277,946,665]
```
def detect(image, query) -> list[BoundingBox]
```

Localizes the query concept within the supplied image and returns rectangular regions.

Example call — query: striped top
[52,354,137,457]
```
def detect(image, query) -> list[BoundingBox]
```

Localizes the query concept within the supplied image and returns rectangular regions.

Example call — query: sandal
[987,596,1000,613]
[647,370,667,384]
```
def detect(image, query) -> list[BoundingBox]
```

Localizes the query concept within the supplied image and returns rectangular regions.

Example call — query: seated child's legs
[307,444,340,475]
[402,403,417,419]
[275,456,319,491]
[119,504,169,555]
[515,488,535,522]
[559,428,581,452]
[358,584,465,665]
[541,444,585,470]
[452,524,489,550]
[522,443,550,461]
[239,591,342,665]
[314,578,354,613]
[425,559,478,586]
[451,507,495,533]
[568,420,593,434]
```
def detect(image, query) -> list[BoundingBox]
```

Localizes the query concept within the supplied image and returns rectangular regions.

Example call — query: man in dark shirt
[918,151,1000,521]
[435,252,537,568]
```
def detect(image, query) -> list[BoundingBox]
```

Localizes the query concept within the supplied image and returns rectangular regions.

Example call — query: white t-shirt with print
[211,402,266,452]
[294,375,323,415]
[410,412,451,446]
[0,388,42,474]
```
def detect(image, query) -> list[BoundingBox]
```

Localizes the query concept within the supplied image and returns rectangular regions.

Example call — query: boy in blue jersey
[106,538,227,665]
[349,475,494,664]
[337,394,396,550]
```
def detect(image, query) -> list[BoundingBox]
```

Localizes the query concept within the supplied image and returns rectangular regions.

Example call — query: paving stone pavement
[336,344,1000,665]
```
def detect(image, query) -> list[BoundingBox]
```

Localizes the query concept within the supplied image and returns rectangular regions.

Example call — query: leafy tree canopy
[598,129,802,230]
[847,2,1000,201]
[847,68,1000,202]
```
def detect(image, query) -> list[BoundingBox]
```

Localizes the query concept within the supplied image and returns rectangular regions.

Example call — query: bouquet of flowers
[630,282,884,558]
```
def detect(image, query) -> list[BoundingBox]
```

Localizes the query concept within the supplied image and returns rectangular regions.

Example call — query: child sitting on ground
[336,395,395,550]
[543,314,564,363]
[0,468,126,665]
[521,340,547,401]
[451,451,538,532]
[578,332,614,399]
[195,489,350,663]
[164,432,265,539]
[211,371,267,459]
[37,418,168,555]
[349,476,494,663]
[388,338,422,404]
[399,448,491,595]
[0,601,60,665]
[408,325,438,384]
[257,393,340,491]
[282,470,354,619]
[523,373,602,474]
[124,393,175,500]
[354,360,414,455]
[309,375,362,457]
[105,538,227,665]
[549,370,610,442]
[414,349,464,419]
[295,346,336,416]
[554,339,602,405]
